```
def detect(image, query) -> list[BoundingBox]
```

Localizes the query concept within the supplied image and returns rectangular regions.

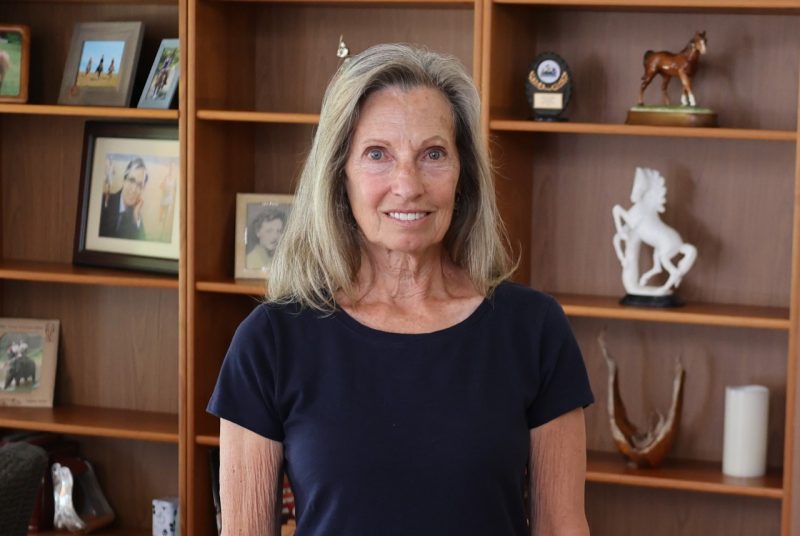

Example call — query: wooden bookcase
[3,0,798,534]
[482,1,800,534]
[0,0,185,534]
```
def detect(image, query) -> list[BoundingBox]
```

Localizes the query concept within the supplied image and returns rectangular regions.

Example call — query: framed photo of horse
[138,38,179,109]
[74,121,180,274]
[235,193,295,280]
[0,24,30,103]
[0,318,60,408]
[58,21,144,107]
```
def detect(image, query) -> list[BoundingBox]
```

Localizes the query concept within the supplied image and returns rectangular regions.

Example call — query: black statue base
[620,294,685,308]
[533,115,568,122]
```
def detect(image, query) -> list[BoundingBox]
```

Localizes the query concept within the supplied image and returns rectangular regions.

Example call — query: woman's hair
[267,43,514,311]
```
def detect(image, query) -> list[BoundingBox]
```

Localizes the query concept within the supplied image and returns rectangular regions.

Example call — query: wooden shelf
[554,293,791,330]
[214,0,472,4]
[489,118,797,141]
[196,278,266,296]
[196,434,220,446]
[0,104,178,120]
[0,405,179,443]
[0,260,178,289]
[587,450,783,499]
[196,109,319,124]
[492,0,800,8]
[34,529,150,536]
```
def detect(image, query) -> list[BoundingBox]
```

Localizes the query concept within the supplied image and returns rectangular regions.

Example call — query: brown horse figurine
[638,31,707,107]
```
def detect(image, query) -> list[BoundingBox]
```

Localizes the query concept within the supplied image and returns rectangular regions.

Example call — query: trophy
[525,52,572,121]
[336,35,351,63]
[627,31,717,127]
[612,167,697,307]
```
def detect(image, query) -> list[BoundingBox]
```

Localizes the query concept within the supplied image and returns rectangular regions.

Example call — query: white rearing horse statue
[612,167,697,297]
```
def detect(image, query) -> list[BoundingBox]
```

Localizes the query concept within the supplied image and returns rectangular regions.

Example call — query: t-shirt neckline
[333,296,491,343]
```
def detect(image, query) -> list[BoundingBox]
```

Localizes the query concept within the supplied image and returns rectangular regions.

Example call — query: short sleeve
[526,298,594,428]
[207,306,285,441]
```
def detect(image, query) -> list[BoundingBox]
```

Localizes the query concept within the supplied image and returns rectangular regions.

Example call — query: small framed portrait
[0,24,30,103]
[74,122,180,274]
[0,318,60,408]
[235,193,294,280]
[58,21,144,107]
[138,38,179,109]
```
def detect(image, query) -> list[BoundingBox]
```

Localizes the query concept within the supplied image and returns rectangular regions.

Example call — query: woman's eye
[427,149,443,160]
[367,149,384,160]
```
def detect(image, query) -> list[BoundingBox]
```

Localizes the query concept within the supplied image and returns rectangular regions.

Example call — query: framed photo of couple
[235,194,294,280]
[74,122,180,274]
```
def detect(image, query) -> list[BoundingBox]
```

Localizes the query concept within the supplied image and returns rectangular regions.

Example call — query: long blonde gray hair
[267,43,513,311]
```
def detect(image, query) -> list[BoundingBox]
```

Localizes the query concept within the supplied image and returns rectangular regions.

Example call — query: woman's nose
[392,159,424,199]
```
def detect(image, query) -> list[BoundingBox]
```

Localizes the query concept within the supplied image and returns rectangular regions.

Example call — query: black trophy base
[533,114,568,122]
[620,294,685,308]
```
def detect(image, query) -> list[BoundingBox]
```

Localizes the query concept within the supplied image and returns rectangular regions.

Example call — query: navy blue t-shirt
[207,281,593,535]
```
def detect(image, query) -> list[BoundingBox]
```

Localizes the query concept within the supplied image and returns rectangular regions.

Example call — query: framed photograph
[0,318,60,407]
[138,38,179,109]
[58,21,144,107]
[74,122,180,274]
[235,193,294,280]
[0,24,30,103]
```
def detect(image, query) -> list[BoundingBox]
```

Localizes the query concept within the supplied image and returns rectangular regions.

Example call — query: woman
[208,43,593,535]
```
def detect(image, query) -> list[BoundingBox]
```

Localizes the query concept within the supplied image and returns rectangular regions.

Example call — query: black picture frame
[74,121,180,274]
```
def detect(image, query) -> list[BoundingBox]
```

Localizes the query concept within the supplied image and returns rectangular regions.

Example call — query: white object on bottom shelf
[153,496,179,536]
[723,385,769,478]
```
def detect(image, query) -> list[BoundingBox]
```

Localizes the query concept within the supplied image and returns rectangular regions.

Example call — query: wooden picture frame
[235,193,294,280]
[58,22,144,107]
[138,38,179,109]
[0,318,60,407]
[74,122,180,274]
[0,24,30,103]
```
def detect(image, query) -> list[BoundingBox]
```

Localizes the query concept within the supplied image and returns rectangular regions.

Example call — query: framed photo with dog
[235,193,295,280]
[0,318,60,408]
[0,24,30,103]
[58,21,144,106]
[74,122,180,274]
[138,38,179,109]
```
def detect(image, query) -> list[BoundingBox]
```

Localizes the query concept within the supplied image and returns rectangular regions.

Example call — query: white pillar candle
[722,385,769,478]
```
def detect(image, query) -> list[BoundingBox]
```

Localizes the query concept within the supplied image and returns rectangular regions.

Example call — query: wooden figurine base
[626,105,718,128]
[620,294,685,308]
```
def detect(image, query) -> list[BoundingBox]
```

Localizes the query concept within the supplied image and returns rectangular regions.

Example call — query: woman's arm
[529,407,590,536]
[220,418,284,536]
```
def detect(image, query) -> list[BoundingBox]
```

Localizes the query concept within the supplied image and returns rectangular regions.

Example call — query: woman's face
[344,86,460,258]
[256,217,285,252]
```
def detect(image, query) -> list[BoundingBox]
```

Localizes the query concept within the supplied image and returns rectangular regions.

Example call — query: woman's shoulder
[490,280,558,313]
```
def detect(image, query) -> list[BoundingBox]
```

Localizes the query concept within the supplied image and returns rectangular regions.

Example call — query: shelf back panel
[488,6,799,131]
[522,134,795,308]
[574,317,788,467]
[2,281,179,413]
[587,482,780,535]
[195,3,474,112]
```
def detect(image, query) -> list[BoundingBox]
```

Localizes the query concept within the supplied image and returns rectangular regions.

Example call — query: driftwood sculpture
[598,332,685,468]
